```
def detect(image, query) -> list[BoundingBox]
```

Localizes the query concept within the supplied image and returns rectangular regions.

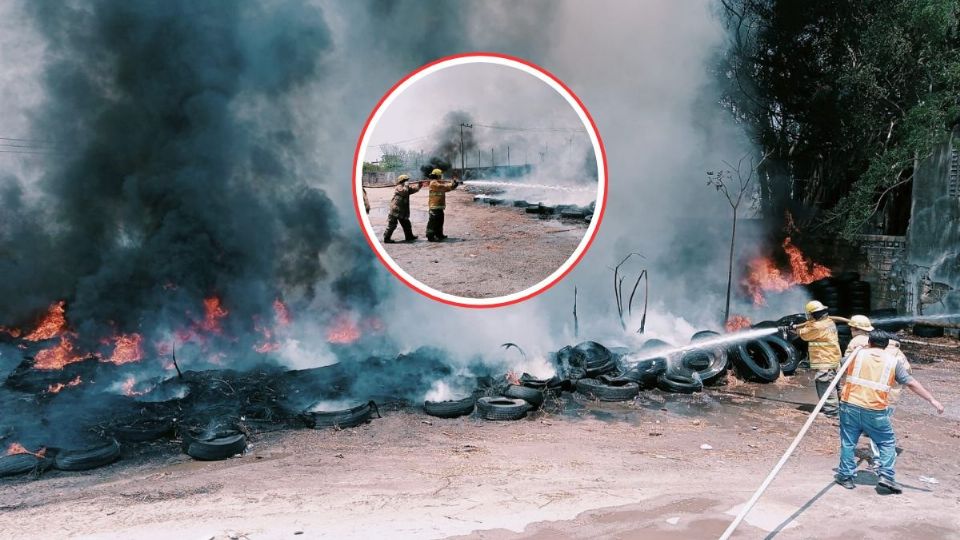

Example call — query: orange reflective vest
[840,347,899,410]
[796,317,841,369]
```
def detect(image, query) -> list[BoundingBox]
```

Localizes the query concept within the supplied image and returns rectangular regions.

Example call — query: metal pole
[508,146,511,167]
[491,148,494,167]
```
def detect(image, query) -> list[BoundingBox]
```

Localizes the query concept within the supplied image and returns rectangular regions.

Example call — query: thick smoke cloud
[0,1,342,356]
[0,1,788,403]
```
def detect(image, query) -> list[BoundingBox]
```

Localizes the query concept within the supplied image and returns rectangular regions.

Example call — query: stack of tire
[0,439,122,479]
[806,278,842,316]
[557,341,620,381]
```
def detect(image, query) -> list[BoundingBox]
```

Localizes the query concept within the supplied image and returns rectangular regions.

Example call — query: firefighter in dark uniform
[383,174,420,243]
[425,168,459,242]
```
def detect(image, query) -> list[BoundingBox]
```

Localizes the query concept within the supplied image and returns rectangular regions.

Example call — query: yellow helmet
[395,174,410,185]
[848,314,874,331]
[804,300,828,314]
[430,168,442,178]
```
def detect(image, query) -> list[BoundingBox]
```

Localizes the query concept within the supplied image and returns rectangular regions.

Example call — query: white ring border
[355,55,606,307]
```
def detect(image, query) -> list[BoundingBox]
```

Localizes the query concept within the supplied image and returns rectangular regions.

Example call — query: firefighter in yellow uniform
[834,331,943,493]
[845,315,912,470]
[425,168,459,242]
[788,300,842,417]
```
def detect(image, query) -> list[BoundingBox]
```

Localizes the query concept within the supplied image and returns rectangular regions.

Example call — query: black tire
[301,400,380,429]
[776,314,807,327]
[424,397,476,419]
[0,453,51,477]
[519,373,562,392]
[619,357,667,388]
[731,340,781,382]
[182,432,247,461]
[54,439,121,471]
[584,359,618,378]
[656,370,703,394]
[575,378,640,401]
[691,330,720,341]
[476,397,529,421]
[751,320,778,329]
[112,418,175,442]
[636,339,674,360]
[503,384,545,407]
[679,348,728,386]
[913,324,945,338]
[762,335,800,375]
[573,341,614,368]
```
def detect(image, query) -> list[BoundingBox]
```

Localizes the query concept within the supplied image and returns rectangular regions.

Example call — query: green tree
[719,0,960,238]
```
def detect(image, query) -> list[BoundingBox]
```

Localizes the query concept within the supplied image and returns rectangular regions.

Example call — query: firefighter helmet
[848,314,874,331]
[395,174,410,185]
[429,168,442,178]
[804,300,828,314]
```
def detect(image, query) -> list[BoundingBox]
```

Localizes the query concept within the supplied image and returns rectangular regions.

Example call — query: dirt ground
[2,336,960,540]
[364,186,587,299]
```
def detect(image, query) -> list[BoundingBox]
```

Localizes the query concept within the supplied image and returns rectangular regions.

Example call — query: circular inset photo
[354,53,606,307]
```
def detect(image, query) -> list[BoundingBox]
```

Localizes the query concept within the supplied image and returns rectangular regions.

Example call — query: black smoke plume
[0,1,341,357]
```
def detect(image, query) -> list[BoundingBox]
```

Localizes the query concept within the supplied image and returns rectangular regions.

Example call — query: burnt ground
[1,336,959,540]
[364,187,588,299]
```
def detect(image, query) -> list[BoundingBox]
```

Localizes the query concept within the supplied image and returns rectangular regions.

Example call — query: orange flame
[326,314,360,344]
[24,301,67,341]
[106,333,143,365]
[725,315,753,332]
[0,326,22,338]
[273,299,291,326]
[5,442,46,458]
[200,297,228,334]
[120,375,146,396]
[46,375,82,394]
[743,237,831,306]
[33,335,85,370]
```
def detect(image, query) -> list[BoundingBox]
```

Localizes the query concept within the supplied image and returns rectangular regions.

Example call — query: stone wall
[853,234,909,311]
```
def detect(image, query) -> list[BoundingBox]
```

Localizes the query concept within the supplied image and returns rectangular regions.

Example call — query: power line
[0,136,60,145]
[471,123,586,133]
[0,149,54,155]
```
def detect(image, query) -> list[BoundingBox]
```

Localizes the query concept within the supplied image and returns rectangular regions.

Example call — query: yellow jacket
[796,317,841,369]
[428,180,457,210]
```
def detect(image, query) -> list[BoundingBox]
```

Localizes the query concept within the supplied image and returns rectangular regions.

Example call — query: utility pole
[491,148,494,167]
[477,150,480,169]
[459,123,472,177]
[507,146,510,167]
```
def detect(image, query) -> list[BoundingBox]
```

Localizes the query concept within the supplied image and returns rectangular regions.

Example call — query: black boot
[383,236,396,244]
[878,476,902,494]
[835,476,855,489]
[404,235,418,242]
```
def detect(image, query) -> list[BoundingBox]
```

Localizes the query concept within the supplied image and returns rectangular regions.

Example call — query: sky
[365,62,590,165]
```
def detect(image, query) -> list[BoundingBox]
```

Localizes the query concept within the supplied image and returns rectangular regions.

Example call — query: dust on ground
[1,338,959,540]
[364,186,588,298]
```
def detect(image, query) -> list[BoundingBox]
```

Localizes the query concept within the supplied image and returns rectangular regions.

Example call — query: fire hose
[718,347,861,540]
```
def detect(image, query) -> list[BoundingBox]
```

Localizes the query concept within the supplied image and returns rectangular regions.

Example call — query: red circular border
[352,52,608,309]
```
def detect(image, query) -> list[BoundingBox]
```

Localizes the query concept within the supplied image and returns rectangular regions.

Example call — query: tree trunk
[724,208,738,324]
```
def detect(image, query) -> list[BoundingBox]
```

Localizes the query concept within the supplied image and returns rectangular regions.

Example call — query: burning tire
[503,384,545,408]
[0,453,52,478]
[423,397,476,419]
[618,357,667,388]
[301,400,381,429]
[656,370,703,394]
[111,417,176,443]
[476,397,530,421]
[731,340,781,382]
[762,335,800,375]
[576,377,640,401]
[913,324,945,338]
[54,439,121,471]
[181,430,247,461]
